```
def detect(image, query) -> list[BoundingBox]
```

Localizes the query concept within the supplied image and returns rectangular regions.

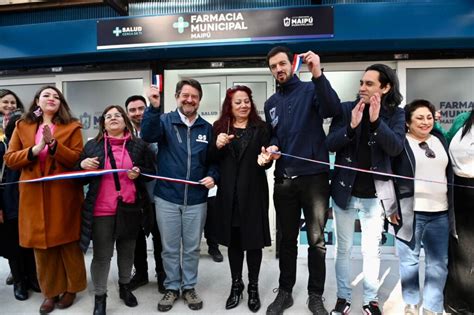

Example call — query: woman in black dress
[210,85,272,313]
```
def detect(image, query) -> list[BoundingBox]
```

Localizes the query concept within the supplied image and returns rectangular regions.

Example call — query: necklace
[234,127,247,139]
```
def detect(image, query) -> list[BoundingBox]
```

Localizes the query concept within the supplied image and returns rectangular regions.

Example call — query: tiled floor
[0,244,409,315]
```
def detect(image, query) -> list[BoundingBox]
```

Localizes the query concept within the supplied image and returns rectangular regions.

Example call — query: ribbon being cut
[0,169,200,186]
[0,152,472,189]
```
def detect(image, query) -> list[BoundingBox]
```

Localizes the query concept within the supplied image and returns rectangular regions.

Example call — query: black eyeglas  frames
[419,141,436,159]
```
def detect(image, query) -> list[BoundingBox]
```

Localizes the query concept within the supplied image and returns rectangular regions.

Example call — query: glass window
[406,68,474,129]
[63,79,143,140]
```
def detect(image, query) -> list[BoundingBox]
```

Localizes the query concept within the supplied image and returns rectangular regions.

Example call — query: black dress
[210,122,272,250]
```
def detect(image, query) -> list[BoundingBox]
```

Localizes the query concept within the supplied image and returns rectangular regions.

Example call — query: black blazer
[209,122,272,250]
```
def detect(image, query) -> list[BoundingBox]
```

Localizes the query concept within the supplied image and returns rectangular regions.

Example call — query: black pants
[2,218,37,285]
[274,173,329,295]
[133,214,164,275]
[205,196,219,249]
[444,175,474,313]
[228,227,262,283]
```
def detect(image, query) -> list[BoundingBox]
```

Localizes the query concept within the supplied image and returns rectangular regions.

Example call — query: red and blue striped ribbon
[273,151,474,189]
[0,169,200,186]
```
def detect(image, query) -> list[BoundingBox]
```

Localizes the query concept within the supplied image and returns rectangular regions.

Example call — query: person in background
[260,46,340,315]
[390,99,454,315]
[325,64,404,315]
[125,95,166,293]
[78,105,154,315]
[0,90,40,301]
[0,89,23,140]
[141,80,217,312]
[436,108,474,314]
[4,86,86,314]
[0,88,16,288]
[210,85,272,313]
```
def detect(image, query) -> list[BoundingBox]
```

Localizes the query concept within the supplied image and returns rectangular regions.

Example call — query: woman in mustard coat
[5,86,86,314]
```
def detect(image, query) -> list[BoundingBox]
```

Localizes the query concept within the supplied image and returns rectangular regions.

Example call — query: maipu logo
[173,16,189,34]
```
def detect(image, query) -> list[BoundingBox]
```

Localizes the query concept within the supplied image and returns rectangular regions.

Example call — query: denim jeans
[273,173,329,294]
[91,216,136,295]
[396,211,449,313]
[154,197,207,291]
[333,197,384,304]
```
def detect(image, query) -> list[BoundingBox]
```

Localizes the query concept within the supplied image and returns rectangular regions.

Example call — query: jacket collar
[170,110,205,127]
[277,75,301,95]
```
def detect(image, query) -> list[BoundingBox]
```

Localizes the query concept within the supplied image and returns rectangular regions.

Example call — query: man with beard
[125,95,166,294]
[141,79,217,312]
[259,46,341,315]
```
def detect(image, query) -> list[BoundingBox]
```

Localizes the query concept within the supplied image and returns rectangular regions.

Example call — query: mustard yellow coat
[4,120,84,249]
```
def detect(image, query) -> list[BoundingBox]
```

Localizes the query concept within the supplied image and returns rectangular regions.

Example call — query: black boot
[119,283,138,307]
[93,294,107,315]
[225,278,244,310]
[13,281,28,301]
[247,281,260,312]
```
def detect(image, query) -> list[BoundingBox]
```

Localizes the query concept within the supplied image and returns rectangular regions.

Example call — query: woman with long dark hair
[78,105,154,315]
[4,86,86,314]
[441,108,474,314]
[210,85,272,312]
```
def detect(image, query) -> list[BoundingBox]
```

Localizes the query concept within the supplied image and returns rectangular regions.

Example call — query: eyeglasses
[104,113,122,120]
[419,141,436,159]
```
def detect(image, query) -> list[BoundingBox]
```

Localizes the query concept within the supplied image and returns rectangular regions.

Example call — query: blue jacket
[264,74,341,178]
[391,129,456,242]
[326,99,405,212]
[141,107,218,205]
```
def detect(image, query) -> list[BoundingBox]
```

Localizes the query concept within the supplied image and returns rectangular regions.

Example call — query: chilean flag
[152,74,163,92]
[292,54,303,74]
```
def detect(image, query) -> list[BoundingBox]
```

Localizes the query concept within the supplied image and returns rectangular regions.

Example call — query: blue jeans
[333,197,384,304]
[396,211,449,313]
[155,197,207,291]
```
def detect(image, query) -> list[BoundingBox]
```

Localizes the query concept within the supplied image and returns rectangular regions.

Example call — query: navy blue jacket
[264,74,341,178]
[141,107,218,206]
[326,98,405,212]
[391,129,456,242]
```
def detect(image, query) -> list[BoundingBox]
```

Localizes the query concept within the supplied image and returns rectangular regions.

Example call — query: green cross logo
[173,17,189,34]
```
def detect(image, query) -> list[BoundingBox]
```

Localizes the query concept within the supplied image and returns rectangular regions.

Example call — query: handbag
[107,143,143,240]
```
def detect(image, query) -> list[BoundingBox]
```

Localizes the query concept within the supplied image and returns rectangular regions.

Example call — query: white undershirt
[407,135,449,212]
[449,127,474,178]
[177,109,197,127]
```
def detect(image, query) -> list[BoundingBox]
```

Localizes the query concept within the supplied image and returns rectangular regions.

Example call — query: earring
[33,106,43,117]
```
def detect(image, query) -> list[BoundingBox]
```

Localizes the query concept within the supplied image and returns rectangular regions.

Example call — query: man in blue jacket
[324,64,405,315]
[260,46,341,315]
[141,79,217,312]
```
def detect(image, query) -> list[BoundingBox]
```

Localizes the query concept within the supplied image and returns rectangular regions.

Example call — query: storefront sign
[97,6,333,49]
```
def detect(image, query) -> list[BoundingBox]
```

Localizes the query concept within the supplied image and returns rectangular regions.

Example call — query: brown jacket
[4,120,84,249]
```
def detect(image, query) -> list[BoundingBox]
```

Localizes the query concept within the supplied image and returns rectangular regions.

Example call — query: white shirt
[449,127,474,178]
[407,135,449,212]
[177,109,198,127]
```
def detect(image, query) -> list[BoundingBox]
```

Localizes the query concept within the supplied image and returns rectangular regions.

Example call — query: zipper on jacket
[174,126,183,143]
[404,141,416,176]
[184,127,192,206]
